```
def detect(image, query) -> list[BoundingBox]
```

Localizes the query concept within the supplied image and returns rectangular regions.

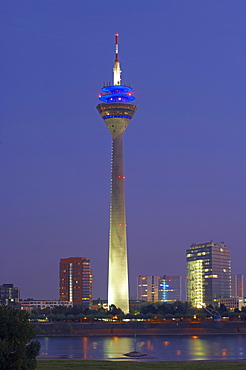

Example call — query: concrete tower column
[108,131,128,312]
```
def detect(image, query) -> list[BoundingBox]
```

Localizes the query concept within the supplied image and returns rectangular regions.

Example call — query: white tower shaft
[108,129,129,313]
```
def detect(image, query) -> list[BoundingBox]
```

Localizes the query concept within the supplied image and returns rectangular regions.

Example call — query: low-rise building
[20,299,72,313]
[91,299,108,311]
[219,297,244,311]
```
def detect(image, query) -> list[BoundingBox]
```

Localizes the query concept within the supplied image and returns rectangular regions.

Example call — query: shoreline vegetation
[34,321,246,337]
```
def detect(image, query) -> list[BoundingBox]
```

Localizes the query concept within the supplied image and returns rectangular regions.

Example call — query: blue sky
[0,1,245,300]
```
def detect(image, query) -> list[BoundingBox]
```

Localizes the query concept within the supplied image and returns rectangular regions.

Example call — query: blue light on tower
[99,85,136,104]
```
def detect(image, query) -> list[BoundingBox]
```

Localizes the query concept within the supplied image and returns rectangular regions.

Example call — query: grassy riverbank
[36,360,246,369]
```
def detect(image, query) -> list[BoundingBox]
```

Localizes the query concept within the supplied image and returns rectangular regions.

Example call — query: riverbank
[34,321,246,336]
[36,360,246,369]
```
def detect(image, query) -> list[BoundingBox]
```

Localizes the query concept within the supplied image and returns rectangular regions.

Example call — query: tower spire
[113,33,121,85]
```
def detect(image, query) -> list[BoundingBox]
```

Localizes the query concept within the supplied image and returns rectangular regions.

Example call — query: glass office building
[186,242,231,307]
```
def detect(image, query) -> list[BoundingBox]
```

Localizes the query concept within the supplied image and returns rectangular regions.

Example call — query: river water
[38,335,246,361]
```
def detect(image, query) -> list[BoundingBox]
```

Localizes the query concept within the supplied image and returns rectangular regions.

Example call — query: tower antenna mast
[113,34,121,85]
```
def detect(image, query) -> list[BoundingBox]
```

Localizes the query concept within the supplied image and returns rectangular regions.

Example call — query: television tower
[97,35,138,313]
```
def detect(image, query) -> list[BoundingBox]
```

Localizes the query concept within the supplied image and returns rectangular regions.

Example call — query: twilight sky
[1,1,245,300]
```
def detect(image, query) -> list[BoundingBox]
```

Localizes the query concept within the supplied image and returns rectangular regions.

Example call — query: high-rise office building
[186,242,231,307]
[137,275,159,302]
[160,276,182,302]
[231,274,244,298]
[97,35,138,313]
[59,257,92,307]
[0,283,19,306]
[137,275,182,303]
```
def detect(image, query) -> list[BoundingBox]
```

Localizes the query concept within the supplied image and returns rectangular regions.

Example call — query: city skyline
[2,243,243,303]
[1,1,246,300]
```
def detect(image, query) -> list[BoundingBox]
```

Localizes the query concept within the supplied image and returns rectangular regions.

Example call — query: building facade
[186,242,231,307]
[137,275,182,303]
[97,35,138,313]
[91,299,108,311]
[0,283,20,306]
[219,297,244,311]
[231,274,244,298]
[59,257,92,307]
[20,300,72,313]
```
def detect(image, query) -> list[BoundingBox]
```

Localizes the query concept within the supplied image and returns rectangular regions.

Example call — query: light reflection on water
[38,335,246,361]
[103,336,133,359]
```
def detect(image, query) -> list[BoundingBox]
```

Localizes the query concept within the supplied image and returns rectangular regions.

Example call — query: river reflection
[38,335,246,361]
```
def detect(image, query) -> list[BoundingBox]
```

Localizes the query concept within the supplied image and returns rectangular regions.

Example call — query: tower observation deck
[97,34,137,313]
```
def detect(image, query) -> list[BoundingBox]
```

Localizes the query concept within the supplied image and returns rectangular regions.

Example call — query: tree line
[29,301,246,321]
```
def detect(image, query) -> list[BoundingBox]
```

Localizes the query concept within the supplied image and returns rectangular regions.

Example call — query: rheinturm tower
[97,35,137,313]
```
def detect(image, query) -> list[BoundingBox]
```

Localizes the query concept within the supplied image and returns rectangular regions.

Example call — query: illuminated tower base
[97,35,137,313]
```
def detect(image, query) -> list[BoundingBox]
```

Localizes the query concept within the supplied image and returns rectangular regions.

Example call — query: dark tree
[157,303,172,315]
[107,304,124,316]
[140,303,158,315]
[0,306,40,370]
[51,305,68,315]
[218,303,228,314]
